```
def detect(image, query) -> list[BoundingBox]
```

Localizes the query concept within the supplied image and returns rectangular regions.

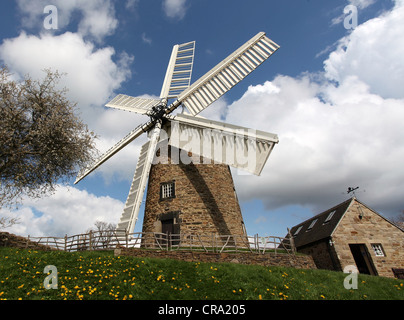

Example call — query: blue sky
[1,0,404,238]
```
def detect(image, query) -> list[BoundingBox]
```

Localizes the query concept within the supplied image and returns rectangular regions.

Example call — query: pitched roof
[288,197,404,248]
[288,198,354,248]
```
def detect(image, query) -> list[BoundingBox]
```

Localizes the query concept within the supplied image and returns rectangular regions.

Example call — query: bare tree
[0,216,20,230]
[391,211,404,229]
[0,66,97,208]
[87,221,117,249]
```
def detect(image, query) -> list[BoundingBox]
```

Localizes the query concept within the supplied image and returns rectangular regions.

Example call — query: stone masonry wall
[0,232,57,251]
[143,146,247,240]
[116,248,317,270]
[332,200,404,278]
[298,239,342,271]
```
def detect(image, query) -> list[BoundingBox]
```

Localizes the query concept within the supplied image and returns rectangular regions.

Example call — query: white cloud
[254,216,267,224]
[16,0,118,42]
[77,1,118,42]
[326,0,404,99]
[126,0,140,11]
[162,0,188,20]
[1,185,123,237]
[141,32,152,45]
[228,74,404,216]
[331,0,376,26]
[348,0,375,9]
[0,32,134,128]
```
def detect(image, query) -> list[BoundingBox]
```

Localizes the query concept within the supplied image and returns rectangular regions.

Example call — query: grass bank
[0,248,402,300]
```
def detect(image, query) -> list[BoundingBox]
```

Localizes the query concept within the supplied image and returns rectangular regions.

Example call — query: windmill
[75,32,280,237]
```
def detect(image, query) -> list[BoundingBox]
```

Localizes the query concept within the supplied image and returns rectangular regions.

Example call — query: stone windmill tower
[75,32,280,240]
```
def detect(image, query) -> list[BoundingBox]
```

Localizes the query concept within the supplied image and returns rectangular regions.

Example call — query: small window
[160,181,175,200]
[294,226,303,236]
[306,219,318,231]
[371,244,385,257]
[324,210,336,223]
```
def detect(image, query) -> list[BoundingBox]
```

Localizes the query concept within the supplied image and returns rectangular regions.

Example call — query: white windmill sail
[74,121,154,184]
[167,113,279,176]
[116,140,150,232]
[105,94,160,115]
[160,41,196,100]
[116,122,162,234]
[167,32,279,116]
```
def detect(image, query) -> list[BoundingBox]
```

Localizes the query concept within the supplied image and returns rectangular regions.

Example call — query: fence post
[254,234,258,253]
[287,228,296,254]
[88,230,93,251]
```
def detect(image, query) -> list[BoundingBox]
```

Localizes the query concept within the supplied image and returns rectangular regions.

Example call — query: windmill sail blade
[167,114,279,176]
[116,123,162,233]
[74,121,154,184]
[167,32,279,116]
[160,41,196,99]
[106,94,160,115]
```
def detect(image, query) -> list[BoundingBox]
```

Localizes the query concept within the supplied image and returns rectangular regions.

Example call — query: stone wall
[116,248,317,270]
[0,232,57,251]
[298,239,342,271]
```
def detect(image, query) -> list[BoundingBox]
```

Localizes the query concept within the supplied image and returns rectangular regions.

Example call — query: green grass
[0,247,403,300]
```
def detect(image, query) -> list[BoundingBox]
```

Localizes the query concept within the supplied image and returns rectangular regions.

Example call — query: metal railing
[25,230,295,255]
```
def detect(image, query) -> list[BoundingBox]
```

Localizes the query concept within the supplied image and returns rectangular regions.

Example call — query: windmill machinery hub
[75,32,281,237]
[147,100,168,123]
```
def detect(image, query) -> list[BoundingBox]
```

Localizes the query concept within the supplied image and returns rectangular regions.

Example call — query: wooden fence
[25,230,295,255]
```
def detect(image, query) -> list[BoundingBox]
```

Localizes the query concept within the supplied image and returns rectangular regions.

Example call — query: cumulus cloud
[16,0,118,42]
[325,0,404,99]
[0,32,132,110]
[2,185,123,237]
[162,0,188,20]
[227,75,404,215]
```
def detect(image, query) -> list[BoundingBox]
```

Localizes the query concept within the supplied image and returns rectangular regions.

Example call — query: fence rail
[25,230,295,255]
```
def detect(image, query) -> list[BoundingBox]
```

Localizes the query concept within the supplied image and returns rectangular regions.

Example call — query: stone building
[142,146,247,240]
[288,197,404,278]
